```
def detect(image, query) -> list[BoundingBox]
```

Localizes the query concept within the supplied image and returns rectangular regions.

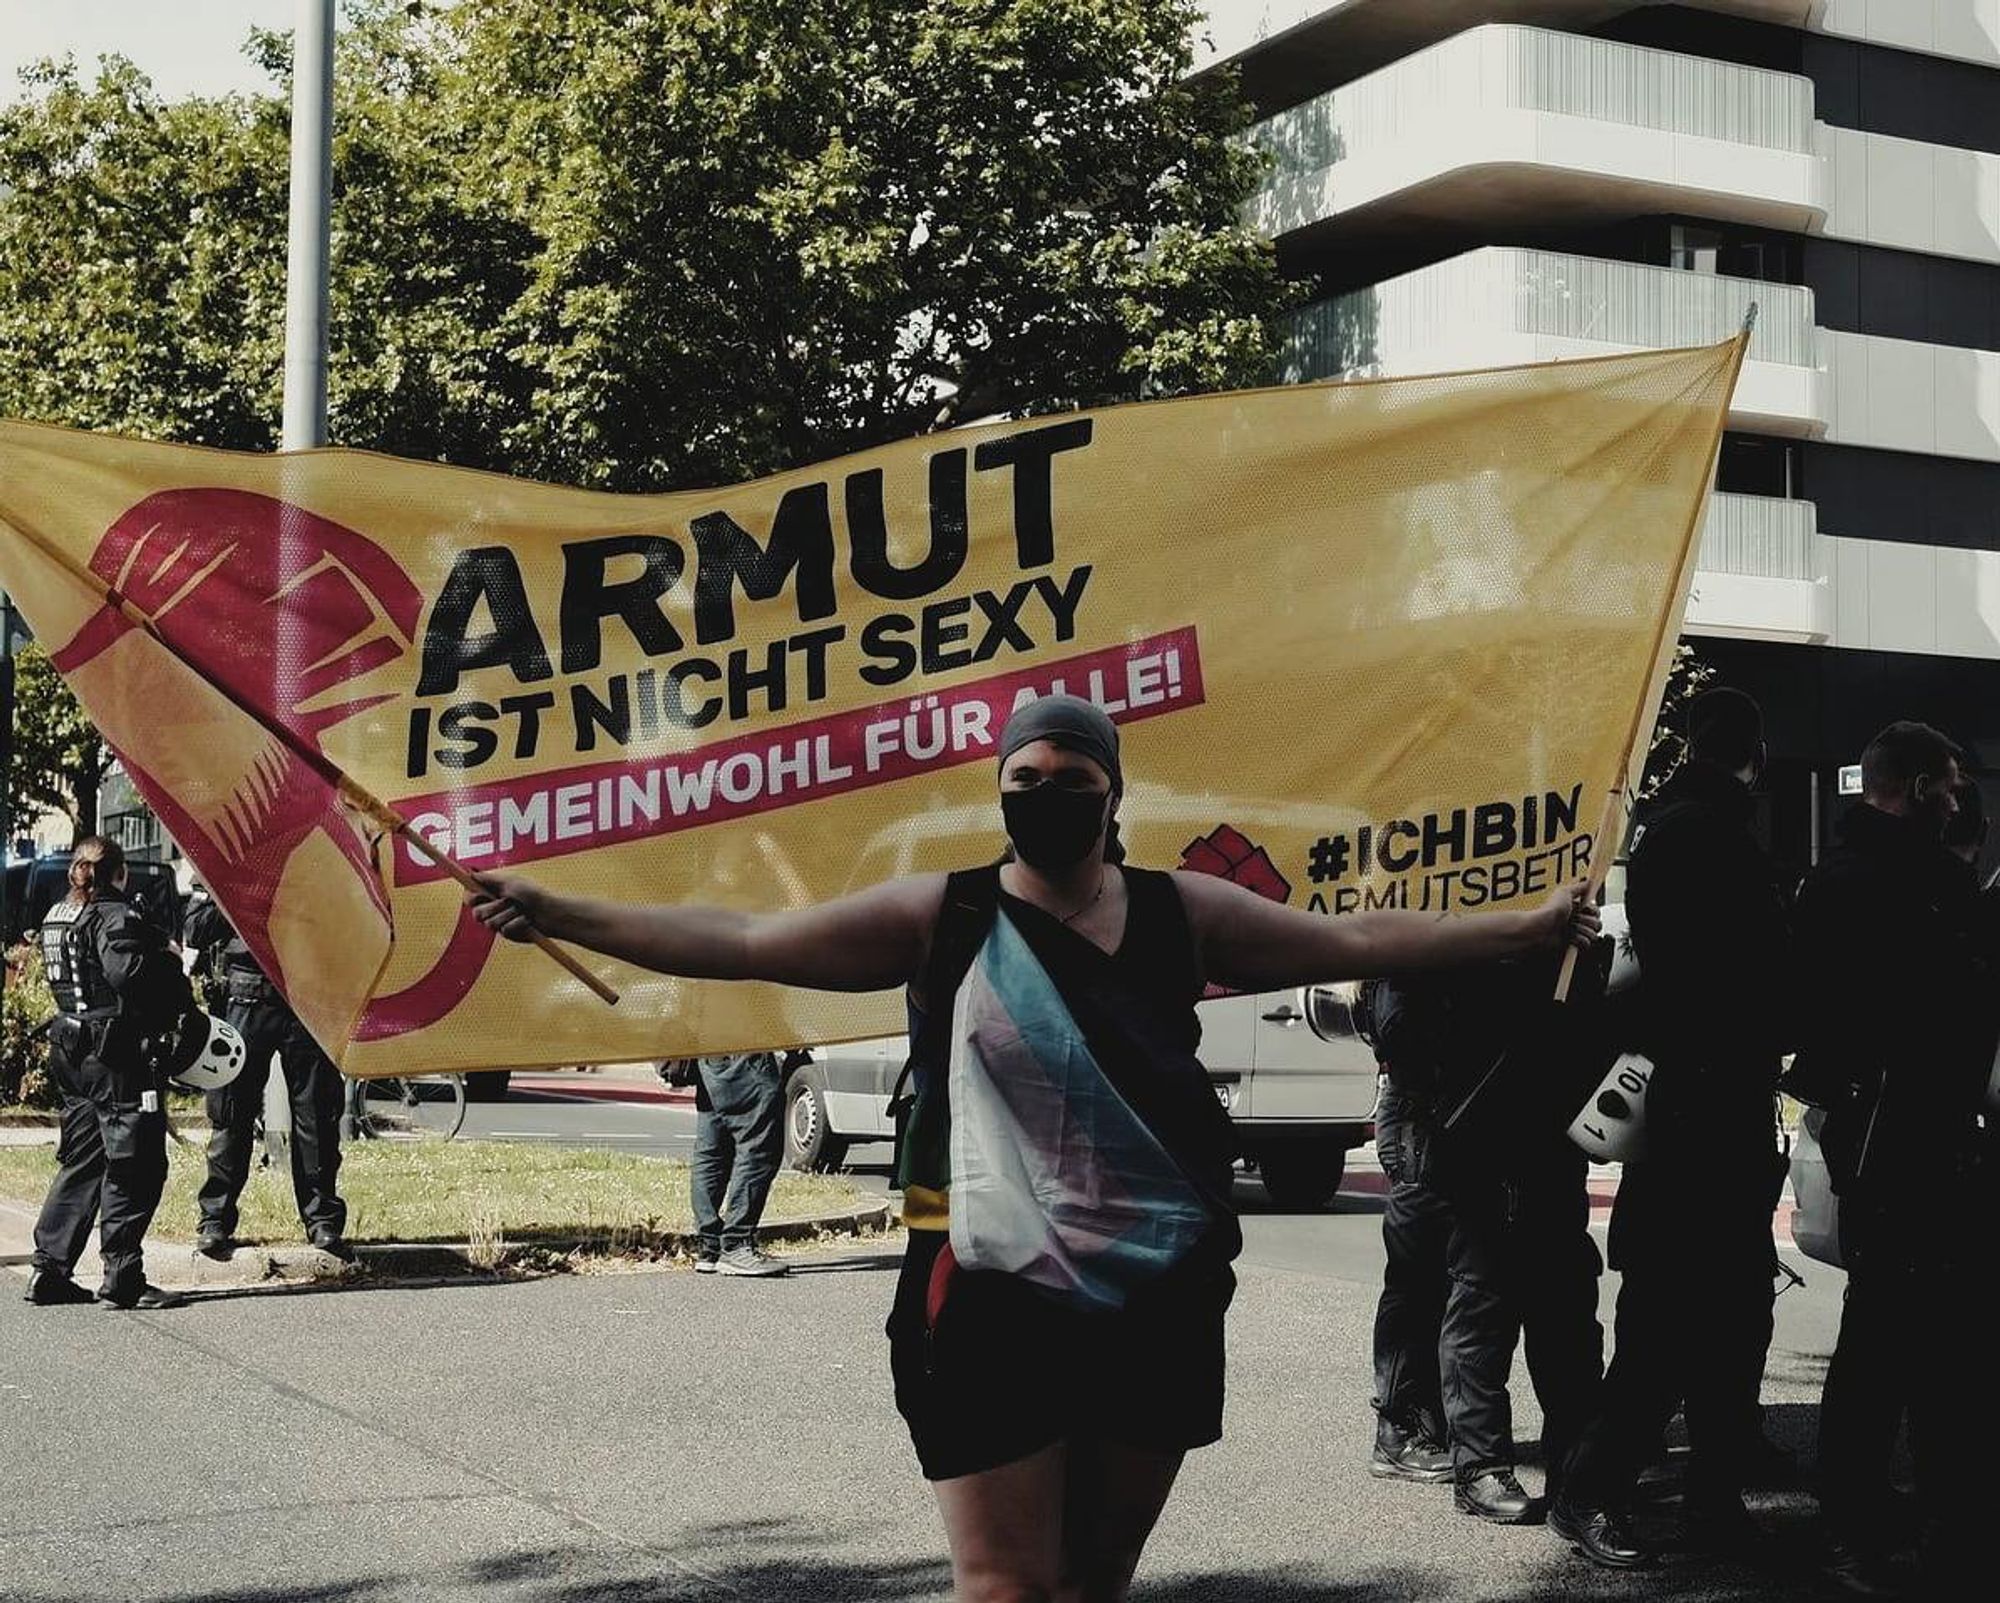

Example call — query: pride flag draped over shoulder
[0,339,1743,1075]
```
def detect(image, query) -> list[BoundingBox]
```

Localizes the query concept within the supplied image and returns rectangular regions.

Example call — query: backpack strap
[889,866,1002,1213]
[889,866,1002,1111]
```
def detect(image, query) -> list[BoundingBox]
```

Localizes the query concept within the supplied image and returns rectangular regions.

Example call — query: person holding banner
[1553,689,1793,1564]
[470,693,1599,1603]
[1365,952,1614,1534]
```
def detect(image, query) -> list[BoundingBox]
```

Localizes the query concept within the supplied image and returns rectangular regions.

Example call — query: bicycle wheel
[353,1074,467,1141]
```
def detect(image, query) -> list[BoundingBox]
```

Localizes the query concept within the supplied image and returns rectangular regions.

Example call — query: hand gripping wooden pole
[1553,775,1630,1003]
[334,777,620,1007]
[2,516,619,1007]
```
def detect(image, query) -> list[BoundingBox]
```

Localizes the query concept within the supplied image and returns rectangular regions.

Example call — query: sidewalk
[0,1195,363,1288]
[510,1061,694,1105]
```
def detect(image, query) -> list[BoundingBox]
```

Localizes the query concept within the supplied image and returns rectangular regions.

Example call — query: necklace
[1058,871,1107,925]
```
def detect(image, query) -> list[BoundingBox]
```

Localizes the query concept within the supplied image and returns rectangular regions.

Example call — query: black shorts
[885,1229,1234,1482]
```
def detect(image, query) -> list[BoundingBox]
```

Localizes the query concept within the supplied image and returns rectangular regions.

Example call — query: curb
[4,1200,896,1293]
[335,1201,894,1277]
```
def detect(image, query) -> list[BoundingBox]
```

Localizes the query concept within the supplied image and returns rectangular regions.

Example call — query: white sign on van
[1838,764,1863,796]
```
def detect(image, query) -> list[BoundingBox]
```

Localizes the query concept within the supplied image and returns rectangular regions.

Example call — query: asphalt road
[0,1088,1860,1603]
[464,1087,711,1161]
[472,1087,1846,1360]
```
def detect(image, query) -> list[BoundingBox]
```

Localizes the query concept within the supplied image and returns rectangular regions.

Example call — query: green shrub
[2,945,59,1108]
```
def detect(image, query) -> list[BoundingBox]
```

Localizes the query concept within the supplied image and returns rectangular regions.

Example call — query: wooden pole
[1556,317,1757,1001]
[0,518,619,1007]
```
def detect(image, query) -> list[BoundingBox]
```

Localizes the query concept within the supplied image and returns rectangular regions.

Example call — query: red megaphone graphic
[53,488,498,1041]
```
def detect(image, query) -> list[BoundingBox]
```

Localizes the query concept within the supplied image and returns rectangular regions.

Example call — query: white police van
[781,983,1378,1210]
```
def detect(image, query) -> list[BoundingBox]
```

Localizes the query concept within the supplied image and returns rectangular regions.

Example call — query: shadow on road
[1231,1193,1388,1219]
[9,1521,1879,1603]
[780,1249,903,1277]
[10,1548,1859,1603]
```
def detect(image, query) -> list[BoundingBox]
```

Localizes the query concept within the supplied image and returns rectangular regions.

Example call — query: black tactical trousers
[691,1056,785,1253]
[1371,1141,1448,1443]
[1819,1197,1977,1574]
[197,995,346,1238]
[1373,1098,1605,1484]
[31,1030,167,1299]
[1569,1146,1781,1510]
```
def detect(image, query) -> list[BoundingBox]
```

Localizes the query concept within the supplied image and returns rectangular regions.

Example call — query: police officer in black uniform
[1366,1032,1454,1487]
[1366,946,1613,1531]
[1555,688,1793,1563]
[24,837,192,1310]
[1794,721,1986,1597]
[182,889,350,1260]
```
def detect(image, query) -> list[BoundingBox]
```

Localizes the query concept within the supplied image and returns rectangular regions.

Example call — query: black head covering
[996,694,1122,793]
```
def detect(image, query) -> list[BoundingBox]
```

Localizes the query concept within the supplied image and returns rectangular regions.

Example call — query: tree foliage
[442,0,1293,487]
[0,0,1295,487]
[0,57,287,449]
[0,1,1291,856]
[5,643,107,841]
[1,945,58,1108]
[1641,643,1718,797]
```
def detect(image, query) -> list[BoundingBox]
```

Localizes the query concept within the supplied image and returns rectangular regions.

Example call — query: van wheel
[784,1065,850,1172]
[1257,1142,1345,1210]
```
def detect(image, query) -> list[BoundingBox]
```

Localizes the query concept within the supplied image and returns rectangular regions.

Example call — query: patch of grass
[0,1138,866,1248]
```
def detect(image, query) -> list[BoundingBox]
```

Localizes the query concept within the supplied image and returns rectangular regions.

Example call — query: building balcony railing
[1283,249,1817,379]
[1203,4,1823,84]
[1251,23,1817,185]
[1687,492,1828,641]
[1698,492,1819,581]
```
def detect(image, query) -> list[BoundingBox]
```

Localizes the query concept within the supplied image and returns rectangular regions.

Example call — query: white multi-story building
[1204,1,2000,863]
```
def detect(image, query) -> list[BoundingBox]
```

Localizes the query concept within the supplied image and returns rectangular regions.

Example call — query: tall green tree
[5,643,107,842]
[0,57,288,449]
[441,0,1293,488]
[0,0,1294,487]
[0,5,533,458]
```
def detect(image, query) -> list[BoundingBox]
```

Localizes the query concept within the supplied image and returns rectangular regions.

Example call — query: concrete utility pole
[281,0,336,450]
[271,0,335,1128]
[1,592,25,948]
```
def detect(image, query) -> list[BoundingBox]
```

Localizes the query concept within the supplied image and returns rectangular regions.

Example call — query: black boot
[1455,1470,1545,1525]
[309,1228,356,1263]
[1549,1498,1652,1568]
[1370,1415,1453,1484]
[24,1268,96,1306]
[98,1282,186,1310]
[193,1227,232,1262]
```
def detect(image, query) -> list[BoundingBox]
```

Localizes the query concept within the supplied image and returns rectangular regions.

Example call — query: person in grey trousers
[690,1052,790,1276]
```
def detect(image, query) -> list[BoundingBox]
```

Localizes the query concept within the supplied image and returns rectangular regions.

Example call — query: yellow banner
[0,341,1740,1073]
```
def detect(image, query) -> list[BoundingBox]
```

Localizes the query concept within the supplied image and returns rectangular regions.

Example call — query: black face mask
[1001,786,1109,872]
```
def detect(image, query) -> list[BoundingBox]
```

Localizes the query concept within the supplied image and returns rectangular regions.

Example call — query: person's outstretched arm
[468,873,948,994]
[1176,872,1595,994]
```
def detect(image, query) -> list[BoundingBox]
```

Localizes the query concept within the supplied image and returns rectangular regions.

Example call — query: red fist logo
[1179,824,1292,904]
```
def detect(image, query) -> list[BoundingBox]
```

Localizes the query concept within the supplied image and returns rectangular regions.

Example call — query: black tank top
[995,868,1238,1217]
